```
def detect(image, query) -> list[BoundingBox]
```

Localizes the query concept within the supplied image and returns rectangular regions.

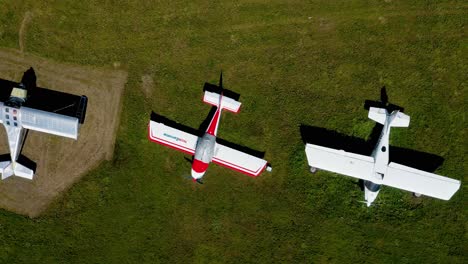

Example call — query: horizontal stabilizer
[305,144,375,181]
[13,162,34,179]
[0,161,34,180]
[203,91,241,113]
[368,107,387,124]
[389,111,410,127]
[0,160,13,179]
[383,162,460,200]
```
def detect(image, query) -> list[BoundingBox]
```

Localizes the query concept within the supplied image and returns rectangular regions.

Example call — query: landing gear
[413,192,422,198]
[309,167,318,174]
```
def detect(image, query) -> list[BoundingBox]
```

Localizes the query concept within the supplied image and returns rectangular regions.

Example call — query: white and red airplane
[148,79,269,183]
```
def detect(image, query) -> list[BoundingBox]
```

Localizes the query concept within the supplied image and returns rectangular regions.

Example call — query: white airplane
[0,71,87,180]
[305,107,461,206]
[148,78,269,183]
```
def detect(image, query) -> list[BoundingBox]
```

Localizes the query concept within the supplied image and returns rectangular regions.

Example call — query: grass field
[0,0,466,263]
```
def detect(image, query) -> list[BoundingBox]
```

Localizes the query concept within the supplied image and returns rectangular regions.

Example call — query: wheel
[310,167,318,174]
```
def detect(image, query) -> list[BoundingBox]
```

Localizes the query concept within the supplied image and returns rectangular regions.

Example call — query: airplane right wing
[383,162,460,200]
[21,107,80,139]
[148,120,199,155]
[305,144,375,181]
[212,143,267,177]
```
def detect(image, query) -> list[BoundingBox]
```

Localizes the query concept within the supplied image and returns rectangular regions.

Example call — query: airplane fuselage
[364,110,395,206]
[191,106,222,180]
[0,85,32,179]
[3,108,27,163]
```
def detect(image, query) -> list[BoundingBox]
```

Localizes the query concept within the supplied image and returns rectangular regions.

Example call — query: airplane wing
[212,143,267,177]
[383,162,460,200]
[305,144,375,181]
[20,107,79,139]
[148,120,198,155]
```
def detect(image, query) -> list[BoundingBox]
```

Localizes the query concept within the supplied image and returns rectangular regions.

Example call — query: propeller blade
[195,178,203,184]
[219,71,223,89]
[184,175,203,184]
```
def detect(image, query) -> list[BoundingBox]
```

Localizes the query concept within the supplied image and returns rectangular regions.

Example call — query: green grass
[0,0,466,263]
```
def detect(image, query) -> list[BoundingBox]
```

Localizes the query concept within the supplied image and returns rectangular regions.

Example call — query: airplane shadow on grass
[300,87,444,190]
[0,67,88,175]
[150,74,266,164]
[0,67,88,123]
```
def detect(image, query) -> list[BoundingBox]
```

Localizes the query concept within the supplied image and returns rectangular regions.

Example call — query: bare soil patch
[0,48,127,217]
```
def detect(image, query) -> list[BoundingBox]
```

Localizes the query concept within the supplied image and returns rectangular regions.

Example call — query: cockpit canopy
[194,134,216,163]
[365,180,381,192]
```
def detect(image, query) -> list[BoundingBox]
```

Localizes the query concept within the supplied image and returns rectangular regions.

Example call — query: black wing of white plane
[0,68,87,180]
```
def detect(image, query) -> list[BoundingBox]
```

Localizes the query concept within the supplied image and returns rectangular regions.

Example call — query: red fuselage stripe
[206,108,221,136]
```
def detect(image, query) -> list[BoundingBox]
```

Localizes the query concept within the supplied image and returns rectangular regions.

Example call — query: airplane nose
[191,168,205,180]
[191,159,208,180]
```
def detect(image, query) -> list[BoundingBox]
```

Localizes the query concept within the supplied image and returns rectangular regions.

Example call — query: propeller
[219,71,223,90]
[357,200,384,207]
[184,175,203,184]
[193,178,204,185]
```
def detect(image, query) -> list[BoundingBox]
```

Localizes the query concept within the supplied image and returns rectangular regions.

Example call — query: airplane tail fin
[203,90,241,113]
[0,160,34,180]
[368,107,410,127]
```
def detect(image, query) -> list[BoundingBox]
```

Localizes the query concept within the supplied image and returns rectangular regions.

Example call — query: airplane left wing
[383,162,460,200]
[21,107,79,139]
[148,120,198,155]
[212,143,267,177]
[305,144,375,181]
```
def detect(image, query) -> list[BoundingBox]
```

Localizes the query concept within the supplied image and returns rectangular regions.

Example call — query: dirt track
[0,48,127,217]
